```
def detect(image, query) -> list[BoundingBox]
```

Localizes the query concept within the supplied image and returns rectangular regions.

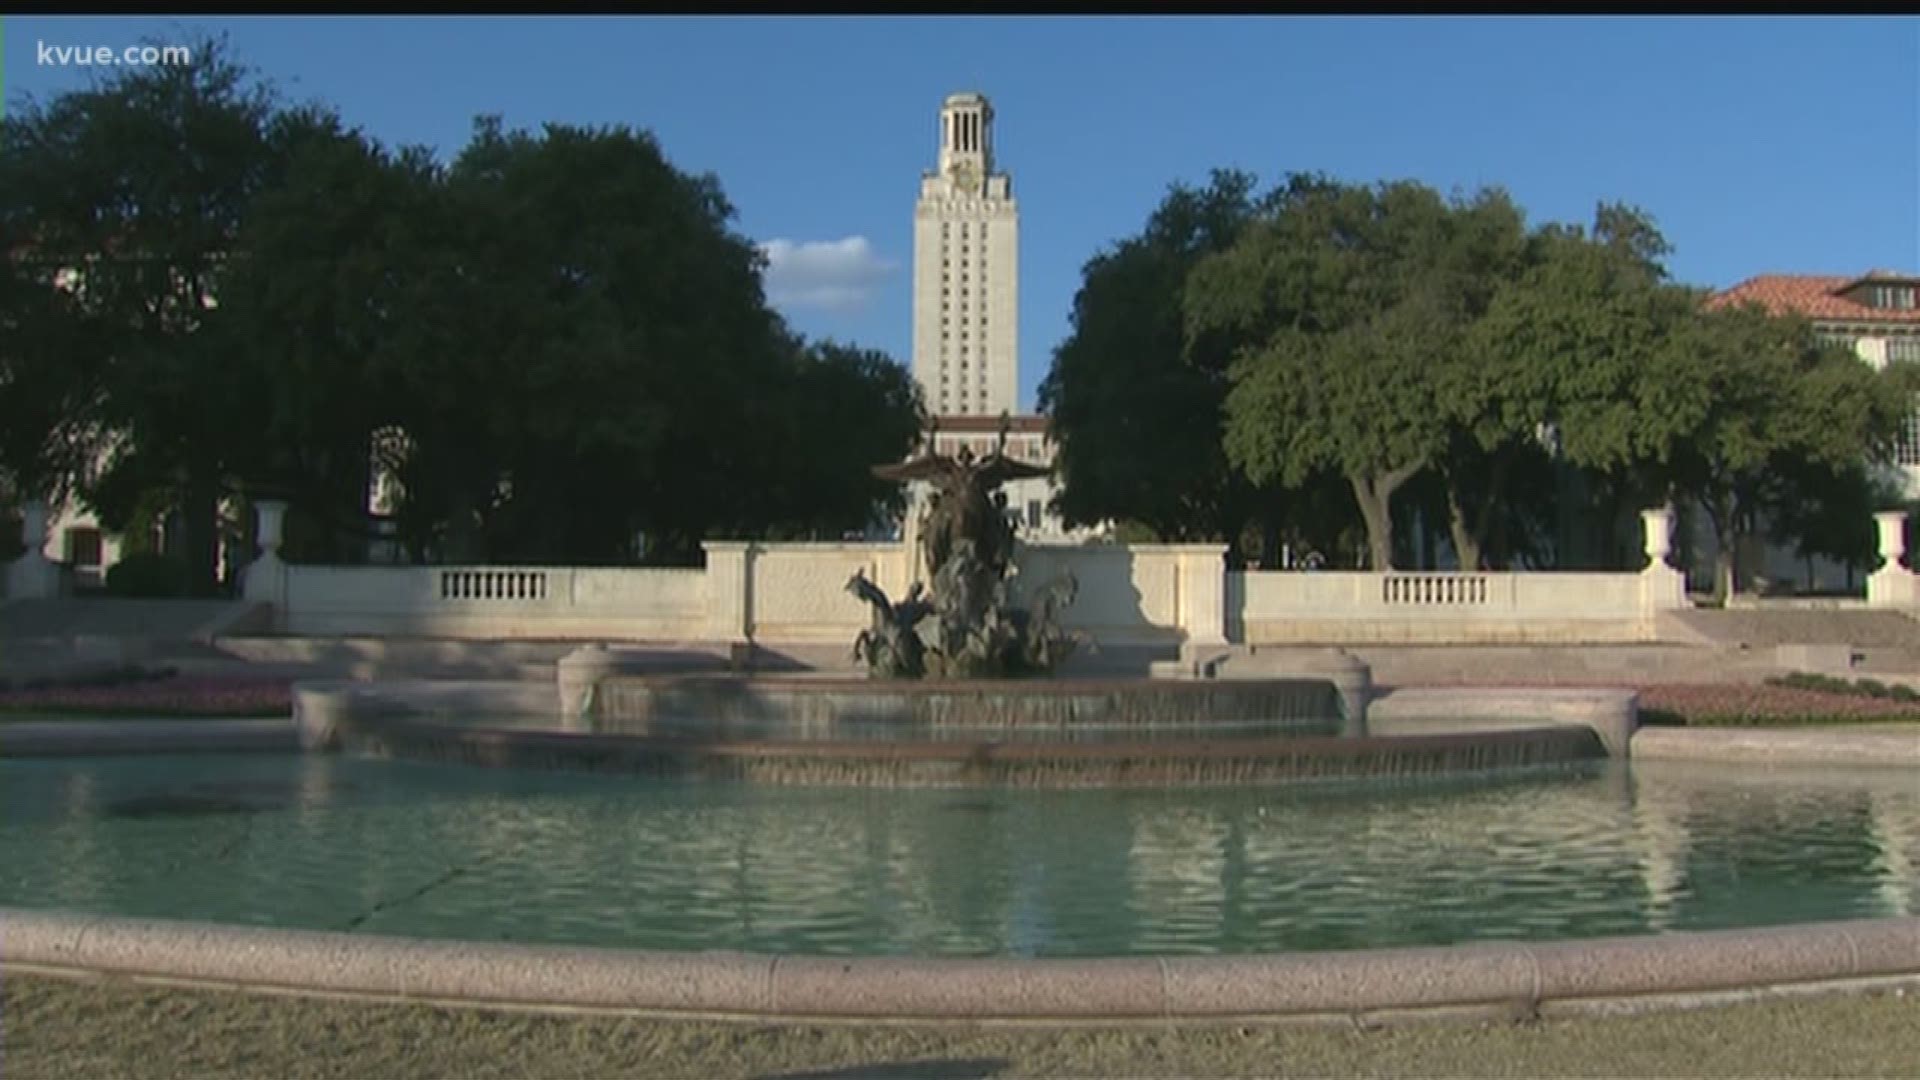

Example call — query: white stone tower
[912,92,1019,417]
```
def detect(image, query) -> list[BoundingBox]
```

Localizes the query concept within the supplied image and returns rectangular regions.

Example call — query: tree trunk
[1704,493,1737,606]
[1356,489,1393,571]
[1444,484,1480,573]
[1438,447,1516,573]
[180,469,222,597]
[1470,450,1513,570]
[1350,462,1424,571]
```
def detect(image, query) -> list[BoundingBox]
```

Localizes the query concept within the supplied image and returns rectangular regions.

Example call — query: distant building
[913,92,1019,418]
[902,92,1107,549]
[1700,270,1920,593]
[1711,271,1920,485]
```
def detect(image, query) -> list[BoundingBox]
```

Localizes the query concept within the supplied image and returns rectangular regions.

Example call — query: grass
[3,970,1916,1079]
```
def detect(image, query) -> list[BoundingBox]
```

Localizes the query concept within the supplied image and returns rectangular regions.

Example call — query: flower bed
[0,672,293,719]
[1635,683,1920,727]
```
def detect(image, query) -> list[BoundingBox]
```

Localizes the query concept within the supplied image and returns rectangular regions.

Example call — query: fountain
[850,426,1078,680]
[2,435,1915,1023]
[289,426,1624,786]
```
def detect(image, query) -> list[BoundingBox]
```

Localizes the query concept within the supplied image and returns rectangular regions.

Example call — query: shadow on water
[105,793,280,819]
[103,779,360,820]
[755,1058,1009,1080]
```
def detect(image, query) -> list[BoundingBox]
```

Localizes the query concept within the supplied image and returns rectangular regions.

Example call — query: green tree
[217,109,444,563]
[1759,458,1905,586]
[407,117,794,564]
[1039,170,1270,558]
[1193,175,1498,570]
[760,340,925,540]
[1403,186,1531,570]
[0,35,280,594]
[0,240,108,512]
[1640,304,1906,602]
[1464,209,1690,569]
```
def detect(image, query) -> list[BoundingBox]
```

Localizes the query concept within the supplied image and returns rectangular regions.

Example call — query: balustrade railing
[438,568,549,601]
[1382,574,1489,605]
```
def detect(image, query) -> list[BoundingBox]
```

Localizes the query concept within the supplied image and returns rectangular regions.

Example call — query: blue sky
[7,15,1918,412]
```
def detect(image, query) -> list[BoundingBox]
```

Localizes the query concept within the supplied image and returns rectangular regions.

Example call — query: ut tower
[912,92,1019,419]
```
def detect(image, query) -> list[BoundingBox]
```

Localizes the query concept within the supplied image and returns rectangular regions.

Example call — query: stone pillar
[242,499,289,609]
[1637,507,1686,630]
[6,499,63,599]
[1274,648,1372,738]
[1876,511,1907,570]
[1178,543,1229,647]
[1869,511,1916,608]
[701,541,756,644]
[292,684,355,753]
[555,644,616,732]
[1641,507,1674,567]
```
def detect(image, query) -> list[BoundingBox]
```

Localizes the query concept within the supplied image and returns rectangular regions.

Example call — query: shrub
[1764,670,1920,701]
[105,552,190,598]
[1647,681,1920,726]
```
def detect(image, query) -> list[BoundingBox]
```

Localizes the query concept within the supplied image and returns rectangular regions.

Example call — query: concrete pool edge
[4,702,1917,1023]
[3,908,1916,1022]
[0,717,298,756]
[1631,724,1920,766]
[7,693,1919,771]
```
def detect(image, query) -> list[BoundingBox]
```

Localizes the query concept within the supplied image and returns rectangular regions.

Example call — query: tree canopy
[1044,167,1909,586]
[3,37,924,581]
[1038,169,1270,558]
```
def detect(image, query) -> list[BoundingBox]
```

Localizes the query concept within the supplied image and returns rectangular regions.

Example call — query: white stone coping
[2,908,1915,1022]
[1632,724,1920,766]
[1368,687,1639,756]
[0,718,297,756]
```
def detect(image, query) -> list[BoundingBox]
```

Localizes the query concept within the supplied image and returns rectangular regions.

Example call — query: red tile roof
[929,414,1050,434]
[1709,273,1920,325]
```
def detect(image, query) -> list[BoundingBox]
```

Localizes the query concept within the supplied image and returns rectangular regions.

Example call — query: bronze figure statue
[846,570,933,679]
[849,417,1078,681]
[872,420,1048,581]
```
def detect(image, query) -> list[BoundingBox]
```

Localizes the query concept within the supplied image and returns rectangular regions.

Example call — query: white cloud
[760,236,896,313]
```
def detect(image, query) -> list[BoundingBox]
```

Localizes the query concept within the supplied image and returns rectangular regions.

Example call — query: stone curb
[1369,688,1638,757]
[3,909,1915,1021]
[0,718,297,756]
[1631,725,1920,766]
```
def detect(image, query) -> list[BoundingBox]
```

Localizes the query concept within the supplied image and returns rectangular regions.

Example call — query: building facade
[1701,270,1920,593]
[912,92,1019,418]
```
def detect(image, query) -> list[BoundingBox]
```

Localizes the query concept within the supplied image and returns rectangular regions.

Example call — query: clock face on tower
[951,160,981,195]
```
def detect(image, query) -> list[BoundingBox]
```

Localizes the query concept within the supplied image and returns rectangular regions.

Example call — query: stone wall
[250,524,1694,646]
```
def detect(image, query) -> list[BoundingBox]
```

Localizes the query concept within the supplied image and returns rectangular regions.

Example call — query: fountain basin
[293,674,1625,787]
[2,727,1914,1022]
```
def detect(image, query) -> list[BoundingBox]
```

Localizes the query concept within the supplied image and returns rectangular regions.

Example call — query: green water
[1,754,1913,957]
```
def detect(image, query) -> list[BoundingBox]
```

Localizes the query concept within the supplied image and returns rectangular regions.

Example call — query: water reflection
[0,754,1914,956]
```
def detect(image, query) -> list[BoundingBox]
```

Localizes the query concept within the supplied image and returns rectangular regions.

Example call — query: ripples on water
[1,753,1914,956]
